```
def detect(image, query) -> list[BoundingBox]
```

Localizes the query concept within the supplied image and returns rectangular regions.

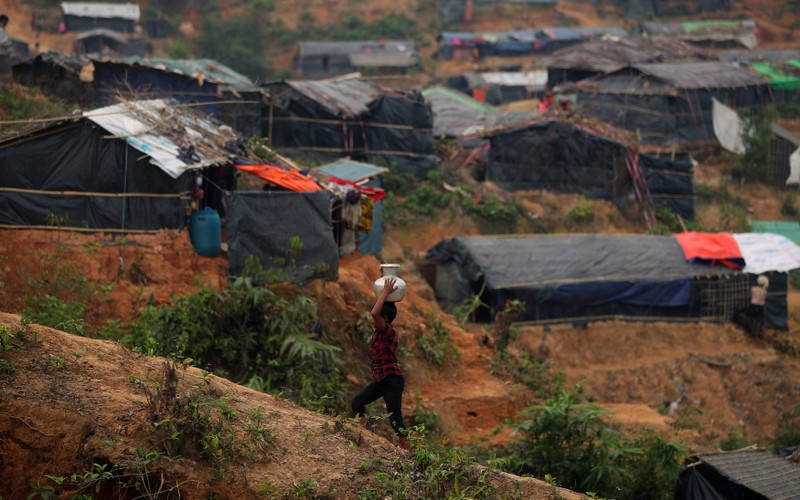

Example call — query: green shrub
[566,198,594,225]
[771,405,800,452]
[490,385,684,498]
[718,428,750,451]
[123,279,346,412]
[732,105,776,182]
[416,311,457,365]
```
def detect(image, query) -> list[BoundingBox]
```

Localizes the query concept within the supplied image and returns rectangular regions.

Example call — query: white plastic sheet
[733,232,800,274]
[712,98,747,155]
[787,147,800,186]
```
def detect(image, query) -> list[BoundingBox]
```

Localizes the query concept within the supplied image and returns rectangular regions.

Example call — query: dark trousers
[351,374,406,435]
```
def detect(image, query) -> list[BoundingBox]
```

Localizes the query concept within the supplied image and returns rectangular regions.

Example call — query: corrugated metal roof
[718,49,800,64]
[696,451,800,499]
[60,2,140,20]
[98,56,261,92]
[539,37,706,72]
[299,40,415,57]
[284,79,381,116]
[633,62,765,89]
[83,99,242,178]
[348,51,417,68]
[315,159,388,183]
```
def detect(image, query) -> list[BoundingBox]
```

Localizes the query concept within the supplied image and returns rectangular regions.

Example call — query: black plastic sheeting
[0,120,190,230]
[264,81,440,179]
[485,121,695,218]
[639,151,695,219]
[225,191,339,284]
[576,81,767,146]
[425,235,744,324]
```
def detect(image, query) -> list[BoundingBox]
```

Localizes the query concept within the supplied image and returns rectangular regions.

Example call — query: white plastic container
[373,263,407,302]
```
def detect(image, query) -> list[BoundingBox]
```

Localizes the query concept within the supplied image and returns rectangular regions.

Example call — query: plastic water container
[190,207,221,257]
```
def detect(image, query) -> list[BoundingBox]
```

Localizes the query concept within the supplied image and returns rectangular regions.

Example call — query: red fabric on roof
[234,163,321,192]
[673,231,745,270]
[328,177,386,201]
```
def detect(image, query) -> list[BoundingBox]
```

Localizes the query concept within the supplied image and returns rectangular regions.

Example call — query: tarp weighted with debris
[225,191,339,284]
[0,120,191,230]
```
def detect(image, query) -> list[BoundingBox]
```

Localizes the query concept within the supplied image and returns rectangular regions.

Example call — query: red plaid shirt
[369,323,402,381]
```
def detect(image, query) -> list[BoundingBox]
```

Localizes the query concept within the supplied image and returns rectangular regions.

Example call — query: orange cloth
[234,163,321,192]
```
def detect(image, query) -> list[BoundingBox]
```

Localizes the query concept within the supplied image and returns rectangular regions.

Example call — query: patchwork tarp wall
[425,235,747,325]
[0,120,191,231]
[225,191,339,283]
[485,121,696,218]
[575,64,769,146]
[263,80,439,179]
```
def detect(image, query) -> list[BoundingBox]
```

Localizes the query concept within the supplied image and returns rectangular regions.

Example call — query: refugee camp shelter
[436,26,627,61]
[425,232,799,327]
[90,57,264,137]
[483,120,695,219]
[296,41,417,79]
[424,235,747,325]
[421,86,537,141]
[61,2,141,34]
[74,28,144,56]
[725,52,800,108]
[445,70,548,104]
[12,52,94,105]
[573,62,769,146]
[262,79,439,178]
[315,158,388,255]
[540,37,708,89]
[0,99,243,232]
[675,450,800,500]
[224,189,340,284]
[642,19,758,50]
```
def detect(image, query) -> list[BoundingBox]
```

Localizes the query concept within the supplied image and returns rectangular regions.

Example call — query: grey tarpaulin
[424,235,745,324]
[225,190,339,284]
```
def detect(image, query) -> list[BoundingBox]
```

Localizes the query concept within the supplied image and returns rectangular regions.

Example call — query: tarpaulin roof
[644,19,757,36]
[575,62,766,94]
[538,36,707,73]
[348,51,417,68]
[298,40,415,57]
[631,62,764,89]
[76,28,128,43]
[732,232,800,274]
[422,86,537,138]
[61,2,140,20]
[748,61,800,90]
[84,99,243,178]
[718,49,800,64]
[315,158,388,183]
[425,235,736,289]
[678,451,800,500]
[96,56,261,93]
[673,231,744,269]
[283,79,382,117]
[233,162,322,192]
[461,70,548,88]
[749,220,800,244]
